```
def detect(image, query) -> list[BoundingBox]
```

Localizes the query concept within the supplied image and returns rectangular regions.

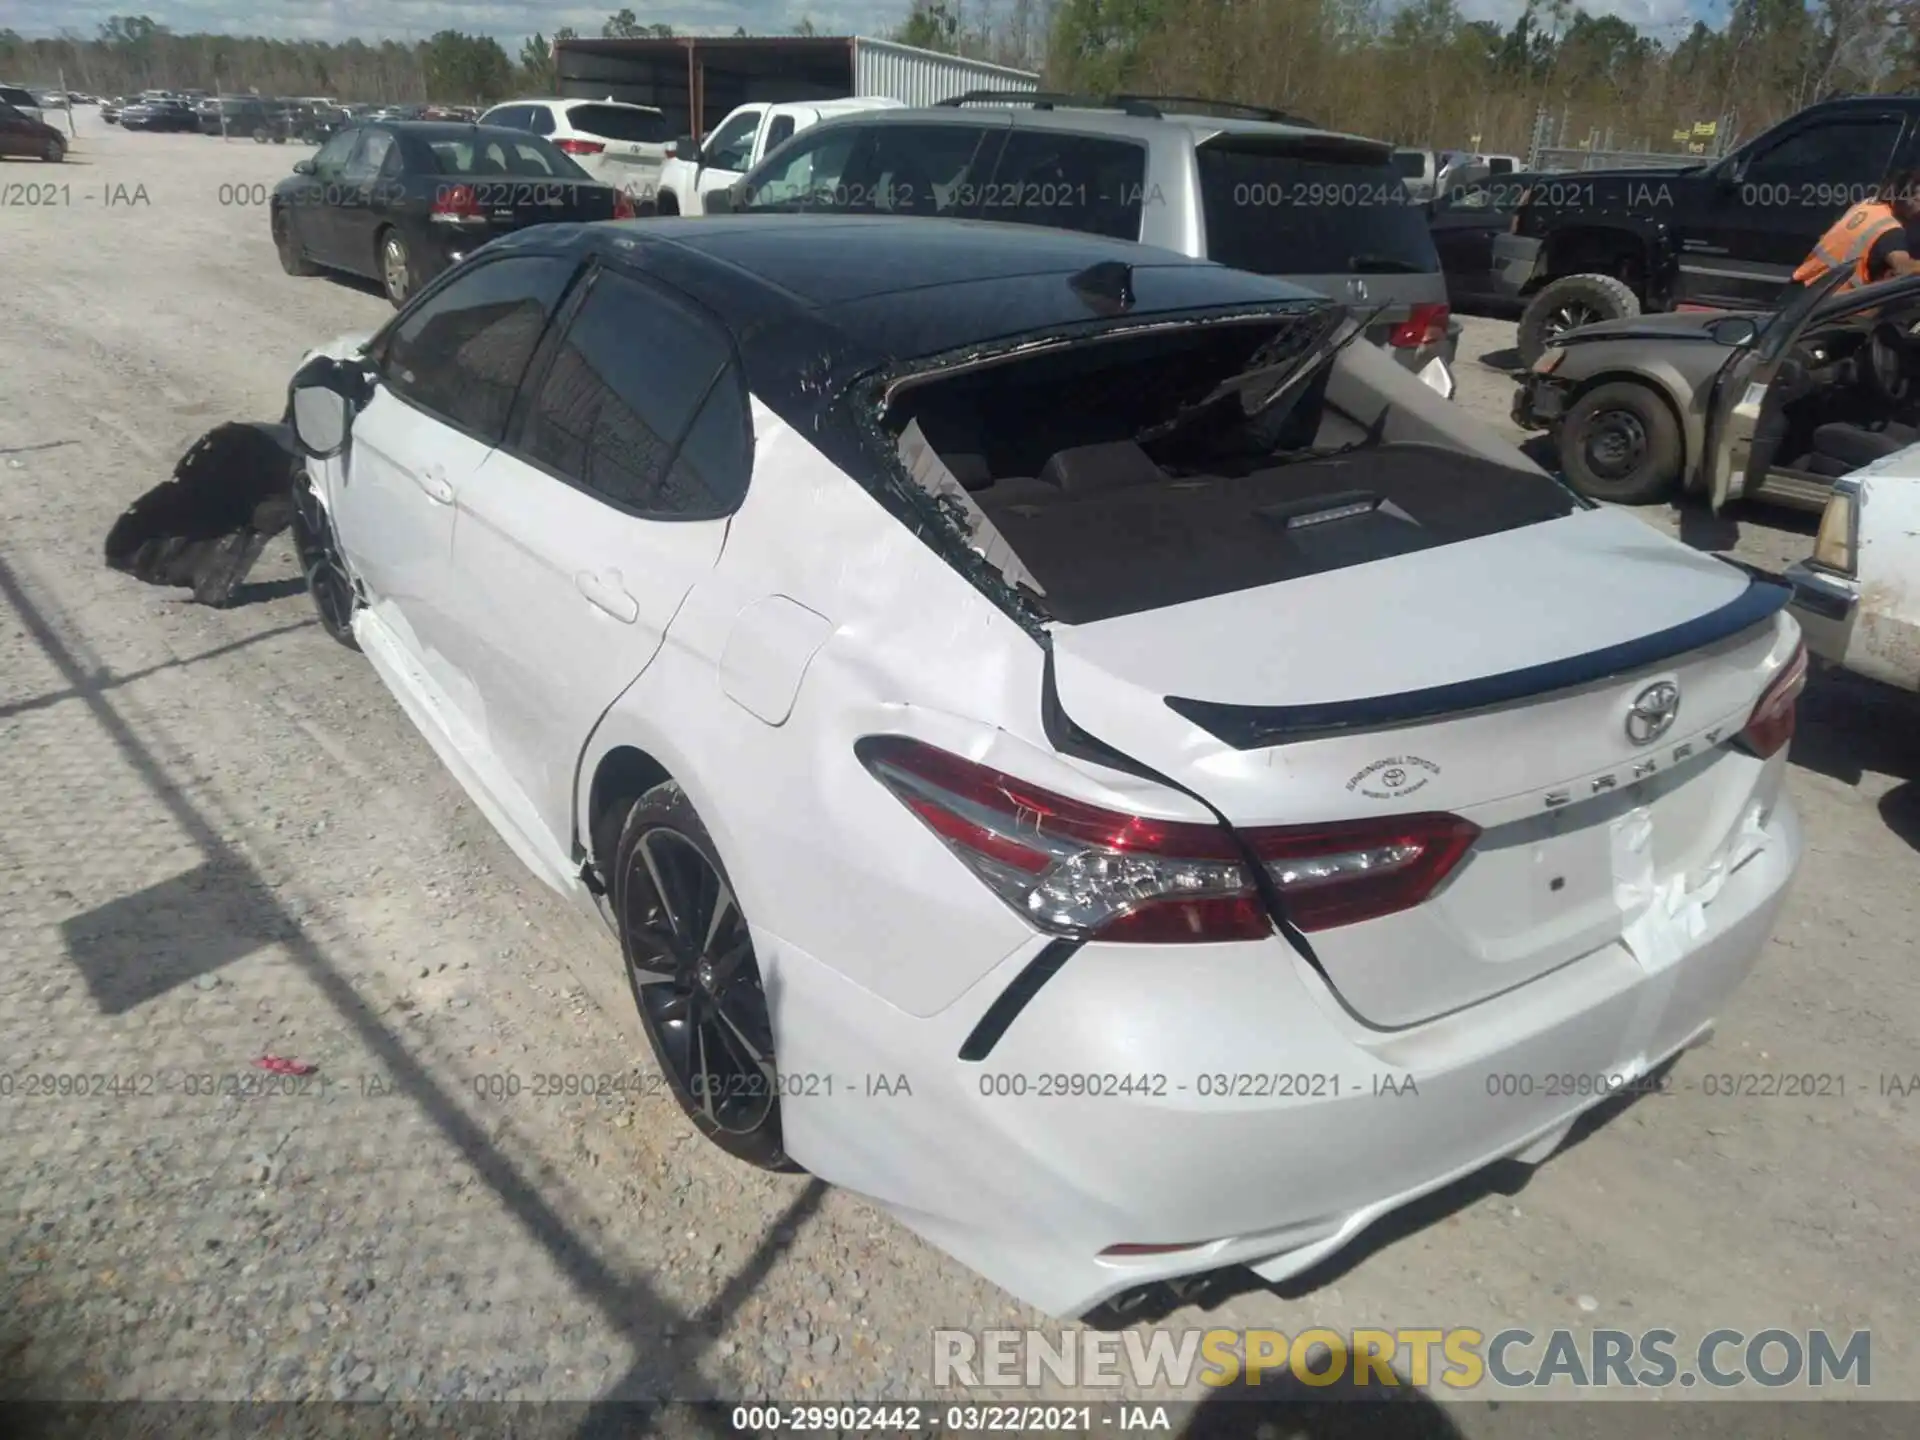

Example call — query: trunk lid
[1048,505,1790,1027]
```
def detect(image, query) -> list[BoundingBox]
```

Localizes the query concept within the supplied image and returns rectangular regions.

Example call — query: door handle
[575,569,639,624]
[411,463,454,504]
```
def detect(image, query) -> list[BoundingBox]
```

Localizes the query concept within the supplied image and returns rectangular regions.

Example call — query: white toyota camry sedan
[271,216,1804,1318]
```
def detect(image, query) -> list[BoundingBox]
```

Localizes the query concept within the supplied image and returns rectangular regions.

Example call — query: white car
[478,97,674,200]
[1786,441,1920,691]
[655,97,905,216]
[269,216,1805,1319]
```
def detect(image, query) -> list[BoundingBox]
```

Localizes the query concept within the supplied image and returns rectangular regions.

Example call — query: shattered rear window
[877,316,1577,625]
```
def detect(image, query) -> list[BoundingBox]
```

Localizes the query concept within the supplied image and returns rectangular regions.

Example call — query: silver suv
[723,92,1459,383]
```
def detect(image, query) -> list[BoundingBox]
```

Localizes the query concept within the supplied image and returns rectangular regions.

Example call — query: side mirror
[293,158,316,176]
[1707,315,1759,347]
[287,354,374,460]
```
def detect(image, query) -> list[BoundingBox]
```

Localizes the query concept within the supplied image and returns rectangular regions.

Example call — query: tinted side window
[847,123,999,216]
[980,130,1145,240]
[739,126,863,211]
[487,106,530,130]
[517,269,747,517]
[529,107,555,136]
[1743,118,1902,189]
[314,128,358,173]
[344,129,394,183]
[764,114,796,151]
[382,255,576,441]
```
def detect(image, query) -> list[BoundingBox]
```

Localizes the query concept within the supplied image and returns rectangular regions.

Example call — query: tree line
[4,2,1915,156]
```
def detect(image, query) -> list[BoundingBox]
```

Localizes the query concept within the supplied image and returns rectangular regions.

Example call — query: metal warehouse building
[555,35,1039,141]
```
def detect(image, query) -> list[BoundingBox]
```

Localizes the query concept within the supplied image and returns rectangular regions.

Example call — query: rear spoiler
[1166,575,1791,748]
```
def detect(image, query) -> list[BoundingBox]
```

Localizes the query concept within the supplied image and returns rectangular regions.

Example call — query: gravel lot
[3,112,1918,1424]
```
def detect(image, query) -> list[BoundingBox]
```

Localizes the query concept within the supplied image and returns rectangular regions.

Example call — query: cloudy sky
[0,0,1720,46]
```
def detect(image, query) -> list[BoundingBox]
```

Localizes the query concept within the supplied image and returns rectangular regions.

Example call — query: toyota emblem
[1624,680,1681,747]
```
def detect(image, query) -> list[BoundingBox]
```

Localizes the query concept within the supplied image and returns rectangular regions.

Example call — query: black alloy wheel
[612,781,797,1171]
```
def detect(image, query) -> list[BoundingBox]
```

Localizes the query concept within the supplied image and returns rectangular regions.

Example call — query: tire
[272,207,316,276]
[656,190,680,216]
[290,472,361,649]
[1557,380,1684,505]
[1517,273,1641,366]
[44,136,65,163]
[377,227,414,308]
[253,128,268,143]
[609,781,799,1172]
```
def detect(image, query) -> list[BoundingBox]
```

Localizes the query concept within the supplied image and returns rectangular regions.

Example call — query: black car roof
[541,214,1322,364]
[481,215,1326,498]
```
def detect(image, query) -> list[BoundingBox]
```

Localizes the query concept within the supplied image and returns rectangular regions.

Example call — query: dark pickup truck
[1496,94,1920,363]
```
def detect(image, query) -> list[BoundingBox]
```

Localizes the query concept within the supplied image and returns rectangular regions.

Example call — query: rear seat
[970,440,1167,512]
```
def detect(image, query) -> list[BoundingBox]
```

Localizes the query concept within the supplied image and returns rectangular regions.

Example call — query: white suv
[478,97,674,199]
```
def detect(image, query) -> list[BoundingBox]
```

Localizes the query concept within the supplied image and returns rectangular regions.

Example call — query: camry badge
[1625,681,1681,747]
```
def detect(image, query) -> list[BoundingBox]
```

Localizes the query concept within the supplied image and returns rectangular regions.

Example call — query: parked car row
[265,93,1462,401]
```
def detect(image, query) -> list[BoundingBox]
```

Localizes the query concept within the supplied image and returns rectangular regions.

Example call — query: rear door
[442,262,750,857]
[1194,135,1451,360]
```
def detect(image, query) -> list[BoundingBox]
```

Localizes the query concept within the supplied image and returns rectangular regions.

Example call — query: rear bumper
[1493,233,1544,299]
[1786,559,1919,689]
[765,791,1800,1317]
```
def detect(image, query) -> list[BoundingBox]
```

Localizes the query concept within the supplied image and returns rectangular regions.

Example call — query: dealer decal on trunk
[1346,756,1441,799]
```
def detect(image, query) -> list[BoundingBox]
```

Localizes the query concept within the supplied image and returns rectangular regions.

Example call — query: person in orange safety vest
[1791,169,1920,292]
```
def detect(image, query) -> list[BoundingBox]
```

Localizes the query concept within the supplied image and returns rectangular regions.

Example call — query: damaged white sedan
[139,217,1807,1318]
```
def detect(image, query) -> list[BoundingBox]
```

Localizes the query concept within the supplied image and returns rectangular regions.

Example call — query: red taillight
[856,736,1271,943]
[613,190,636,220]
[431,182,479,219]
[556,137,605,155]
[857,737,1480,941]
[1389,302,1450,349]
[1734,642,1808,759]
[1242,814,1480,933]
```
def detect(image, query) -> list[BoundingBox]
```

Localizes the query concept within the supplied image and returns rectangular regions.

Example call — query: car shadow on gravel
[0,551,766,1423]
[1791,663,1920,852]
[1181,1373,1470,1439]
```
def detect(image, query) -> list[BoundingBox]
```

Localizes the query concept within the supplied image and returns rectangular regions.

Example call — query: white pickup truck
[654,97,904,216]
[1786,442,1920,693]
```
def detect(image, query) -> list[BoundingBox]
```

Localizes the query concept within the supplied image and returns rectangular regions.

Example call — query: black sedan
[120,99,199,132]
[270,121,634,307]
